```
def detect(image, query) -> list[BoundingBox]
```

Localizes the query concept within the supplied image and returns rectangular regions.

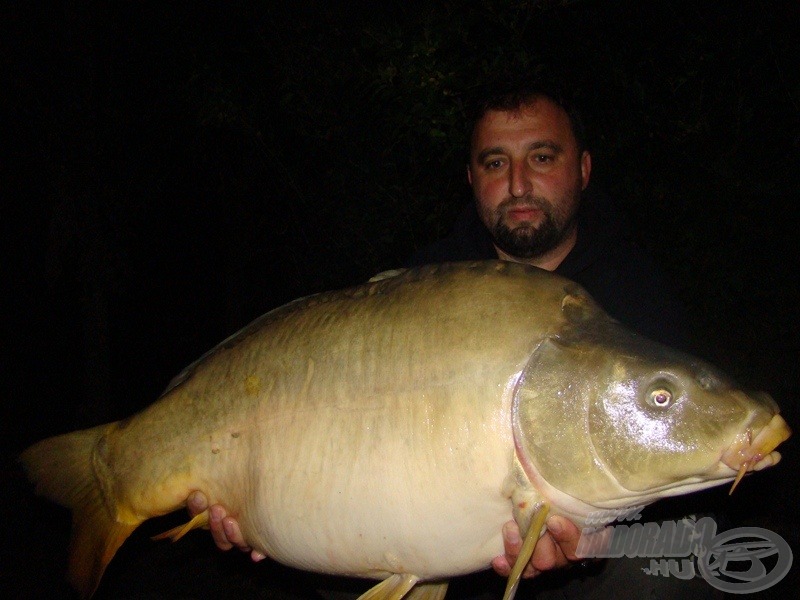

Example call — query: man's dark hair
[465,76,588,156]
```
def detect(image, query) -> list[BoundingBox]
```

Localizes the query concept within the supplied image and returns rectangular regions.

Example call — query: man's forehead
[472,99,574,151]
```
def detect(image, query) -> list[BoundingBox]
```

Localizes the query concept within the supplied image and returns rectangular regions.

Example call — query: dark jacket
[408,188,692,352]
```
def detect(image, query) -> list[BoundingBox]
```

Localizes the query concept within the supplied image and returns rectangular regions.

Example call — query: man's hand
[491,517,590,578]
[189,494,601,576]
[187,491,267,562]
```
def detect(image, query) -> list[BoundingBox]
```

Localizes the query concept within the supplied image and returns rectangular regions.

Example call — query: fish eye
[648,388,673,408]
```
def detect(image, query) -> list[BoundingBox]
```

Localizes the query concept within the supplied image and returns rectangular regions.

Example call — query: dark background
[3,0,798,598]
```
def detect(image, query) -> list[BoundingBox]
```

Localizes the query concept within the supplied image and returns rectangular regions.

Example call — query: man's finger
[208,505,234,551]
[503,521,522,556]
[222,515,251,551]
[498,520,542,579]
[187,491,208,518]
[528,530,563,573]
[546,516,584,562]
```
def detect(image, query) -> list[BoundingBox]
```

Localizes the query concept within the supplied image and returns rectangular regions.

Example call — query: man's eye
[485,159,503,170]
[534,154,554,163]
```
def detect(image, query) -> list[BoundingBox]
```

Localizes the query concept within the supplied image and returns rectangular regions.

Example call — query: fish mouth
[721,413,791,493]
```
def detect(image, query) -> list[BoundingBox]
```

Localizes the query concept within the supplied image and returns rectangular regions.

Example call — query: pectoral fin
[502,503,550,600]
[152,511,210,542]
[357,573,420,600]
[404,581,448,600]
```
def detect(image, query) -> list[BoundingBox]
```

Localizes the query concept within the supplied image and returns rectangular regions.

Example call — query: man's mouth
[506,206,542,223]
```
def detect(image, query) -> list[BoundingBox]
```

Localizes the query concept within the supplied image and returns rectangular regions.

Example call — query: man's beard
[483,195,578,260]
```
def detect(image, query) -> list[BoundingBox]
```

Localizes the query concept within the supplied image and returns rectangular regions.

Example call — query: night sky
[4,1,799,598]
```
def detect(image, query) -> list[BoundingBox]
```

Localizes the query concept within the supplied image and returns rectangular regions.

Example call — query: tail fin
[20,425,141,599]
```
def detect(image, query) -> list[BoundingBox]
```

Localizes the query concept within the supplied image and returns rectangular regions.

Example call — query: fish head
[512,286,791,523]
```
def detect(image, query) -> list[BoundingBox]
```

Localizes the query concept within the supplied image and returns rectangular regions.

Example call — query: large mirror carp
[22,261,790,599]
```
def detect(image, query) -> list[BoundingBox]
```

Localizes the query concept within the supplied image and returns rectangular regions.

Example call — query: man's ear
[467,164,473,186]
[580,151,592,190]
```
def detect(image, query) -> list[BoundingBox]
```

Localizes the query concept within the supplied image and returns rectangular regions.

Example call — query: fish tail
[20,424,140,599]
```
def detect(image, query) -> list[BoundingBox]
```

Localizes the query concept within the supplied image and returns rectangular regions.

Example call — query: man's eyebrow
[475,141,564,164]
[476,146,505,164]
[528,140,563,153]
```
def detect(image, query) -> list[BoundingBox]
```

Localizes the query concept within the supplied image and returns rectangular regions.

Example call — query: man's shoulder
[569,235,693,351]
[558,189,693,349]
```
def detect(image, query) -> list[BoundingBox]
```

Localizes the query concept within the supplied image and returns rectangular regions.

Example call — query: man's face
[468,97,591,262]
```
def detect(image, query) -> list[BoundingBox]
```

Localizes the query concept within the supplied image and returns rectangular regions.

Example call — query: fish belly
[240,381,516,580]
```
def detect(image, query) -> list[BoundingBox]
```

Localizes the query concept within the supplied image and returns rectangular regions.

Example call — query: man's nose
[509,161,532,198]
